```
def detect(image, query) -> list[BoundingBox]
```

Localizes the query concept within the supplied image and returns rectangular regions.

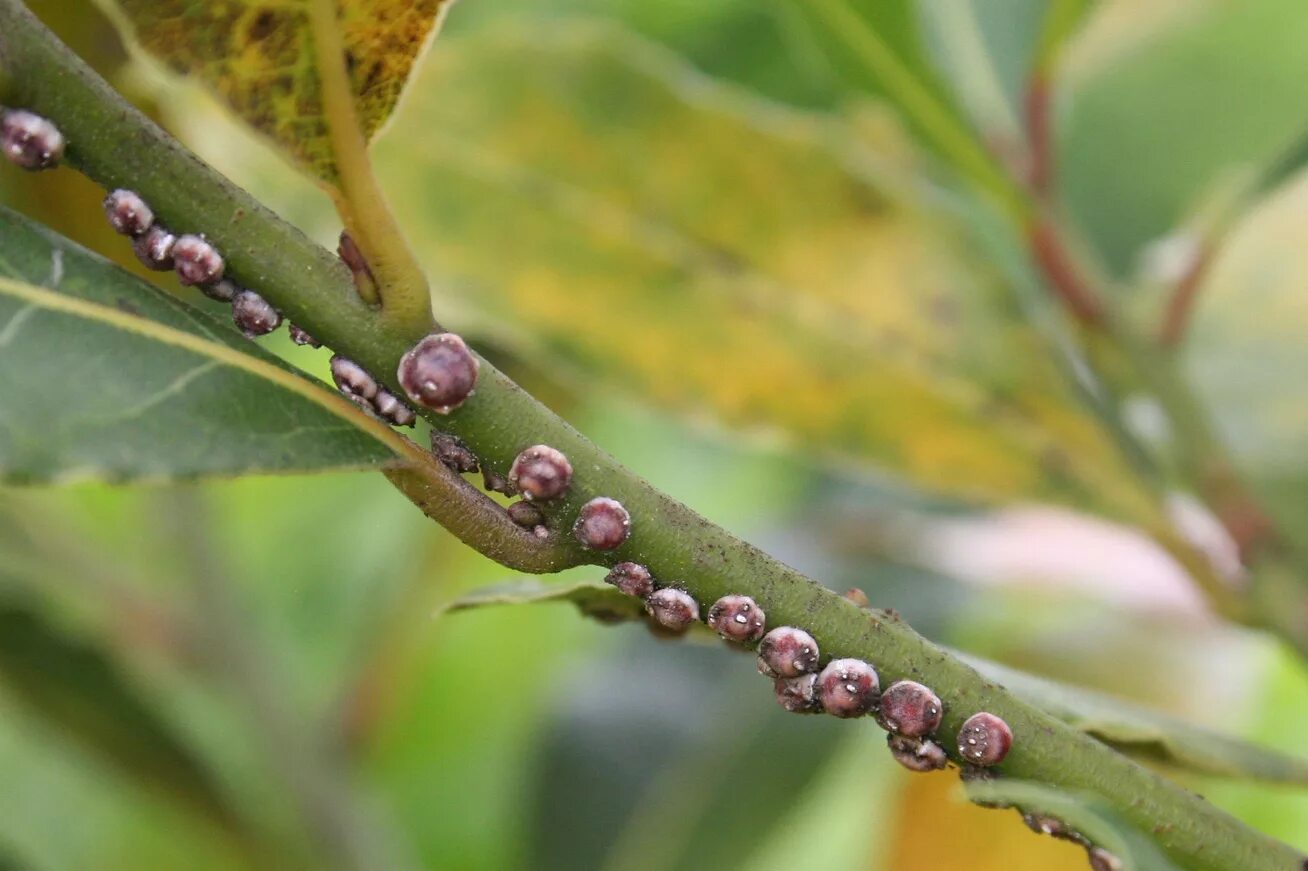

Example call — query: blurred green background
[3,0,1308,868]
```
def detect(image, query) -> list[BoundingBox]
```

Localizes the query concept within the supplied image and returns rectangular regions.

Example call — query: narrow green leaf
[106,0,453,184]
[440,578,718,640]
[442,578,644,624]
[964,780,1182,871]
[0,207,398,483]
[963,653,1308,784]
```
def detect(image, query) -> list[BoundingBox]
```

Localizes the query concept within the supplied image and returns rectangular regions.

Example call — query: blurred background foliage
[2,0,1308,868]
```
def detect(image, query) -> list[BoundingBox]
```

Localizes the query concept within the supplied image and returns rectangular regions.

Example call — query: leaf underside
[109,0,453,182]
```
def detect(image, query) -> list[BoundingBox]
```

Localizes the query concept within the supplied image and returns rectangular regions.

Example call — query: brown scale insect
[103,189,154,236]
[877,680,943,738]
[330,354,379,401]
[773,674,820,713]
[645,588,698,632]
[706,595,766,643]
[507,500,544,529]
[508,445,573,501]
[1,109,64,170]
[604,562,653,599]
[816,658,879,718]
[431,432,479,474]
[231,289,281,337]
[172,234,224,286]
[397,332,479,413]
[957,712,1013,767]
[132,225,176,271]
[756,626,819,679]
[373,389,415,427]
[574,497,630,550]
[887,734,948,772]
[288,323,321,347]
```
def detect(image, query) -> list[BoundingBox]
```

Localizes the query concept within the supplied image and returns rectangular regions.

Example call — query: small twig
[307,0,433,330]
[1024,73,1053,198]
[1156,242,1213,349]
[1025,217,1105,327]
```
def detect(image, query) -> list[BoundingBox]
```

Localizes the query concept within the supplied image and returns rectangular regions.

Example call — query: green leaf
[442,578,646,624]
[1183,174,1308,544]
[963,653,1308,784]
[376,23,1156,521]
[440,578,718,641]
[106,0,453,183]
[0,206,398,483]
[0,596,239,833]
[1062,1,1308,274]
[964,780,1182,871]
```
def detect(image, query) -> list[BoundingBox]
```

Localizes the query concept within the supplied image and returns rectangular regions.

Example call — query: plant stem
[307,0,434,330]
[0,4,1303,868]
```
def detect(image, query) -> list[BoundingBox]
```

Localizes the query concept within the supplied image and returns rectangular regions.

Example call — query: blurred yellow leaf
[377,22,1154,518]
[107,0,452,183]
[885,773,1086,871]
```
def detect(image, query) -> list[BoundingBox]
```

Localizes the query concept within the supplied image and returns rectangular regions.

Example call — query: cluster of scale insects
[4,108,1121,871]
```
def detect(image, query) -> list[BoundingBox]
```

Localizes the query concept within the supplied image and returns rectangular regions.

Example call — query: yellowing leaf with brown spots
[108,0,452,183]
[374,23,1154,519]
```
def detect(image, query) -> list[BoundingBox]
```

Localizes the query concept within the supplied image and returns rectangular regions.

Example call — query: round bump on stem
[1087,847,1122,871]
[131,225,176,271]
[816,658,880,718]
[431,432,479,473]
[1,109,64,170]
[706,594,766,643]
[508,444,573,501]
[201,278,238,303]
[507,500,544,529]
[604,562,654,599]
[1023,813,1087,846]
[877,680,943,738]
[172,234,225,286]
[374,389,415,427]
[842,587,870,608]
[645,588,699,632]
[756,626,819,679]
[887,734,948,772]
[574,497,630,550]
[330,354,379,401]
[957,712,1013,767]
[231,289,281,337]
[482,467,512,495]
[287,323,321,347]
[397,332,479,413]
[103,189,154,236]
[773,673,820,713]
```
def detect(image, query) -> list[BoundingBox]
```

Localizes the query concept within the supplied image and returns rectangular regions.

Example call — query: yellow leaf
[375,22,1156,520]
[107,0,452,183]
[884,774,1089,871]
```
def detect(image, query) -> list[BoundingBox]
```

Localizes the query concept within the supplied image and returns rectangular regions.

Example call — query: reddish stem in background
[1157,243,1213,349]
[1024,73,1052,197]
[1026,218,1104,326]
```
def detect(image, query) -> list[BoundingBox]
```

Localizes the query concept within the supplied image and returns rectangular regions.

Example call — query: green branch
[306,0,434,329]
[0,3,1302,869]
